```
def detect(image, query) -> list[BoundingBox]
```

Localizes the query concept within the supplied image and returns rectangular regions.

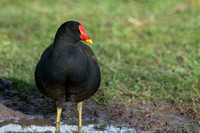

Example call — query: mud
[0,78,199,132]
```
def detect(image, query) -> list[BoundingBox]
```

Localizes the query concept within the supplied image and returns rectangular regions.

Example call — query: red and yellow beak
[78,25,93,45]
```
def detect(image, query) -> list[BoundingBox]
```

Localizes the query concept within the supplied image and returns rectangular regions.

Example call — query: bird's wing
[78,42,98,64]
[41,44,53,58]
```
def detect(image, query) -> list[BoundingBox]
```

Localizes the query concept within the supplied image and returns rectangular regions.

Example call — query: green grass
[0,0,199,107]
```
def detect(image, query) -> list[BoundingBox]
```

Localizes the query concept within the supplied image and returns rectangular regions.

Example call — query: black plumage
[35,21,101,132]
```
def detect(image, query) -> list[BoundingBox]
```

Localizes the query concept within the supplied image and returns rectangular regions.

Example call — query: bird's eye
[72,28,75,31]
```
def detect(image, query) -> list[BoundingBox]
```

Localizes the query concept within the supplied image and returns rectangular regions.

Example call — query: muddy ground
[0,78,199,132]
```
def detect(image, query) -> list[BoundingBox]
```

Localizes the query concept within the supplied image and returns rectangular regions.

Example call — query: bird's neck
[50,35,78,57]
[53,35,77,49]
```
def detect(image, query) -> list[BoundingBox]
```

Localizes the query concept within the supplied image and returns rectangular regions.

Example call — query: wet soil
[0,78,199,132]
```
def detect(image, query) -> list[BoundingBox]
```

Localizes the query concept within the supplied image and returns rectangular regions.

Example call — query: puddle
[0,123,136,132]
[0,78,199,132]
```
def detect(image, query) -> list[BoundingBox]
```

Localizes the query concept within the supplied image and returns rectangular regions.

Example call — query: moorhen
[35,21,101,132]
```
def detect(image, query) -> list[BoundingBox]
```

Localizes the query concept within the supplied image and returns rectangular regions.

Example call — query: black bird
[35,21,101,132]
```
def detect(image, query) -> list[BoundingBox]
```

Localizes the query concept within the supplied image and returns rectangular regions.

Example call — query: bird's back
[35,42,101,103]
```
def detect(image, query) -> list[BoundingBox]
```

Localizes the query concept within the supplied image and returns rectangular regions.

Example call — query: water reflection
[0,123,136,132]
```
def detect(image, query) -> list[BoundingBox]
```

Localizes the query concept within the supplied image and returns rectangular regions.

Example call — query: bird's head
[56,21,93,45]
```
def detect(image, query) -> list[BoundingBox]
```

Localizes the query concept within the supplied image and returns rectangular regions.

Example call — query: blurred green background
[0,0,199,108]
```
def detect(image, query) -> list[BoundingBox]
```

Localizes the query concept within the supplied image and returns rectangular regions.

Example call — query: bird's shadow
[0,77,110,126]
[0,78,57,118]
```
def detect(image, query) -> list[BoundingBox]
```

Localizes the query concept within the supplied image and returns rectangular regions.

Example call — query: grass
[0,0,199,108]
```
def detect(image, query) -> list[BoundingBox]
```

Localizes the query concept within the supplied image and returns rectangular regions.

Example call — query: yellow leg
[56,123,60,133]
[56,101,62,133]
[77,101,83,133]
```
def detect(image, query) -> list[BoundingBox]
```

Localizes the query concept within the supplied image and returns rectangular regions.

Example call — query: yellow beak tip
[85,39,93,45]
